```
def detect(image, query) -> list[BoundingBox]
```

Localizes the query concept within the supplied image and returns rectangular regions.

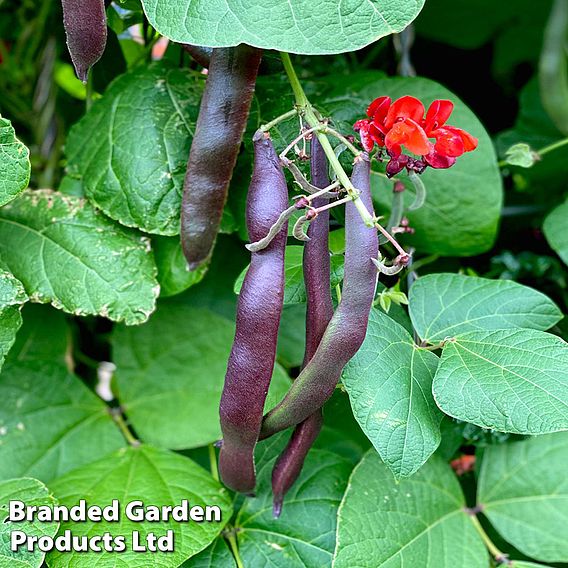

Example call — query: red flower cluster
[354,95,478,176]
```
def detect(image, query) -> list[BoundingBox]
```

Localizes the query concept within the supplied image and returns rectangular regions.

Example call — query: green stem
[280,52,375,227]
[208,444,219,482]
[540,136,568,156]
[323,126,362,156]
[468,514,510,564]
[110,409,140,447]
[260,108,299,132]
[86,70,94,112]
[225,531,244,568]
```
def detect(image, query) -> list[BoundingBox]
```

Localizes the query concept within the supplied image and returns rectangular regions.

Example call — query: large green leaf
[5,305,68,366]
[0,270,27,371]
[0,477,59,568]
[544,200,568,266]
[320,73,502,256]
[342,310,443,478]
[0,115,30,207]
[409,273,562,342]
[0,362,124,483]
[433,329,568,434]
[112,301,290,449]
[236,436,352,567]
[46,445,232,567]
[66,63,203,236]
[0,189,159,325]
[182,538,236,568]
[333,451,487,567]
[478,433,568,562]
[141,0,425,55]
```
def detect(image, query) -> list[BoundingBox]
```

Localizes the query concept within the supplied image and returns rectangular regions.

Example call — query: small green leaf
[409,273,562,342]
[112,301,290,449]
[478,432,568,562]
[234,246,344,305]
[0,477,59,568]
[433,329,568,434]
[66,63,203,235]
[343,310,443,478]
[0,115,30,207]
[152,236,207,297]
[333,451,487,567]
[236,436,352,567]
[544,200,568,266]
[47,445,232,567]
[141,0,425,55]
[0,190,159,325]
[504,142,540,167]
[0,362,125,483]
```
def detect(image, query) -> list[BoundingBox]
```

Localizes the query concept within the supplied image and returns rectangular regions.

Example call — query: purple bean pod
[271,137,333,517]
[61,0,107,83]
[218,131,289,493]
[260,153,378,437]
[181,45,262,270]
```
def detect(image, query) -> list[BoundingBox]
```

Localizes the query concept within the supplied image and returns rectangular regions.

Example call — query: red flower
[353,94,478,173]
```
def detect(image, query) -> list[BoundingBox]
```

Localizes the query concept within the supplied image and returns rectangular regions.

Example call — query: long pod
[271,137,333,517]
[218,131,289,493]
[181,45,262,270]
[261,153,378,437]
[61,0,107,82]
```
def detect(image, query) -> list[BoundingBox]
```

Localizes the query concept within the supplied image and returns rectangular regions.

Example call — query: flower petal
[444,126,478,152]
[366,96,391,121]
[384,96,425,129]
[385,118,431,156]
[424,100,454,133]
[432,127,466,157]
[354,119,375,152]
[424,150,457,169]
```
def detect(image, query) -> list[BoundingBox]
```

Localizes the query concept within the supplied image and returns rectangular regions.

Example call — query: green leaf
[544,200,568,266]
[0,115,30,207]
[236,437,352,567]
[0,270,27,308]
[478,432,568,562]
[182,538,236,568]
[409,273,562,342]
[512,563,553,568]
[0,189,159,325]
[0,477,59,568]
[152,236,207,297]
[0,362,124,483]
[433,329,568,434]
[504,143,540,167]
[66,63,203,236]
[343,310,443,478]
[0,270,27,371]
[141,0,425,55]
[0,308,23,372]
[234,246,344,305]
[333,451,487,567]
[46,445,232,567]
[5,305,69,366]
[112,301,290,449]
[319,73,502,256]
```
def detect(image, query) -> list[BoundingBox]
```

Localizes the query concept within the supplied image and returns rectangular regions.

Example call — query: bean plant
[0,0,567,567]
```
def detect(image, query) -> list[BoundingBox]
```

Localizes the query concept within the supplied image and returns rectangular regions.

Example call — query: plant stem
[280,52,375,227]
[539,136,568,156]
[323,125,362,156]
[208,444,219,482]
[86,70,94,112]
[468,513,510,564]
[280,126,319,158]
[110,409,140,447]
[375,221,408,257]
[225,531,244,568]
[260,108,299,132]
